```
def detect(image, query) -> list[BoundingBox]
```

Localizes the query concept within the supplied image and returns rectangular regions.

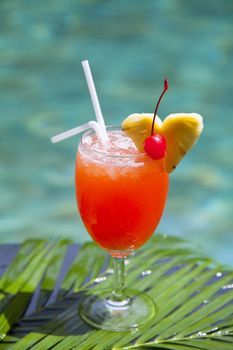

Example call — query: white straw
[51,121,103,143]
[82,60,108,142]
[50,60,109,145]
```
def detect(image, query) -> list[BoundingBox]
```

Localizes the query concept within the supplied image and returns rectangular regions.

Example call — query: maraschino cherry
[144,79,168,159]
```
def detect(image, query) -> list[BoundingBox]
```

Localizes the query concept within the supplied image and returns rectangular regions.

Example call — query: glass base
[79,288,157,332]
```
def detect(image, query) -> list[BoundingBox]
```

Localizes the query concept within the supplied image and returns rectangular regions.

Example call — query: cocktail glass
[75,126,169,331]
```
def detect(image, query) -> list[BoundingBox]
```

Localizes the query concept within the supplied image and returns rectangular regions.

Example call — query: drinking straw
[51,121,103,144]
[51,60,108,144]
[82,60,108,142]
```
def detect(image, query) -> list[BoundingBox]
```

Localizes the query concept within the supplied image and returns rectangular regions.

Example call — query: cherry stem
[151,79,168,136]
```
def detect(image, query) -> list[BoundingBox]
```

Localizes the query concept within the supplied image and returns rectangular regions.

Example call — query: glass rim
[80,125,148,158]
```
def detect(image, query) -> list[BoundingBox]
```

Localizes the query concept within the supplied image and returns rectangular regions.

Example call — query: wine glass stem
[112,256,126,302]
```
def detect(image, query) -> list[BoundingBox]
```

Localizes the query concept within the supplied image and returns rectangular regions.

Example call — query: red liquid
[75,131,169,253]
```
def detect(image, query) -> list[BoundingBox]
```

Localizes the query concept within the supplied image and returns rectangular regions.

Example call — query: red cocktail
[75,126,168,330]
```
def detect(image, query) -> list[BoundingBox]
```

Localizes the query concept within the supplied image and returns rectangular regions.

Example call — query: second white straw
[82,60,108,142]
[51,121,103,144]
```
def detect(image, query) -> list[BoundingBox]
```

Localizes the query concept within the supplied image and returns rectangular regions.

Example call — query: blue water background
[0,0,232,265]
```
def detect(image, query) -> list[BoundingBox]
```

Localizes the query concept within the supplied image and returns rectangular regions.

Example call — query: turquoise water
[1,1,232,265]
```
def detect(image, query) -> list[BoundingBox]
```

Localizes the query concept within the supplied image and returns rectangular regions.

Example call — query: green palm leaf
[0,235,232,350]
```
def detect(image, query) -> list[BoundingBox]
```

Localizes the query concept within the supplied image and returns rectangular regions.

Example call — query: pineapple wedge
[122,113,203,173]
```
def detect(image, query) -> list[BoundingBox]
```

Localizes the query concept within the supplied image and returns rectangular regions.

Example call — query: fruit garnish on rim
[121,79,203,173]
